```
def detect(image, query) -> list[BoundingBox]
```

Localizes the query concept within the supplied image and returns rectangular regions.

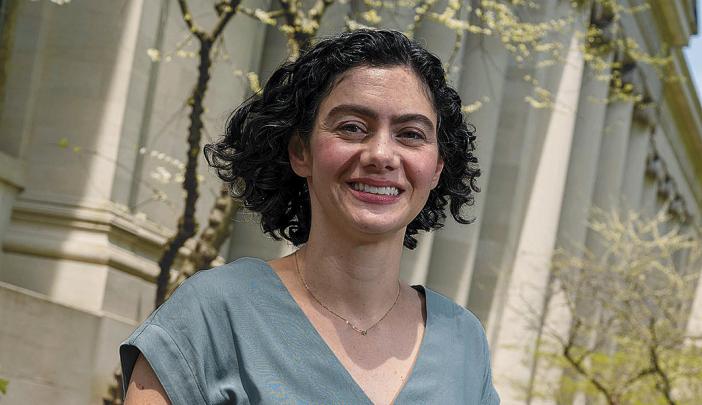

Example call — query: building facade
[0,0,700,403]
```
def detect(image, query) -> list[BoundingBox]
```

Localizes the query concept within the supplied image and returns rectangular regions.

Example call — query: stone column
[622,121,654,211]
[621,86,657,211]
[400,232,435,285]
[670,203,693,290]
[590,98,635,214]
[490,25,586,403]
[425,26,509,304]
[640,141,662,218]
[400,0,464,285]
[467,0,573,334]
[562,74,637,405]
[530,43,616,405]
[0,0,150,312]
[640,179,660,217]
[466,61,547,327]
[553,56,615,254]
[0,152,25,254]
[686,238,702,338]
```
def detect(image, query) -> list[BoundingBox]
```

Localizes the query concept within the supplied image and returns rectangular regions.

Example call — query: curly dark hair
[205,29,479,249]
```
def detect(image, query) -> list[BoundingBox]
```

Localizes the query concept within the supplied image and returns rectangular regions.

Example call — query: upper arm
[479,326,500,404]
[124,353,172,405]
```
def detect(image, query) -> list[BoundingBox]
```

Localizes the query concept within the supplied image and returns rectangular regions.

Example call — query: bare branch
[156,41,215,307]
[562,339,618,405]
[534,208,702,403]
[308,0,334,20]
[648,318,678,405]
[212,0,243,41]
[238,6,284,22]
[405,0,439,37]
[177,0,204,39]
[277,0,333,60]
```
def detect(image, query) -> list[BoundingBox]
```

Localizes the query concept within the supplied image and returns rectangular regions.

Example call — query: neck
[297,229,405,323]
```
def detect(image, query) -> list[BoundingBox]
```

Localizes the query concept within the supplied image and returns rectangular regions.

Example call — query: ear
[288,134,311,177]
[430,157,444,189]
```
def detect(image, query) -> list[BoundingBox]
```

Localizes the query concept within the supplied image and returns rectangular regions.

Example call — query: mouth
[349,182,402,196]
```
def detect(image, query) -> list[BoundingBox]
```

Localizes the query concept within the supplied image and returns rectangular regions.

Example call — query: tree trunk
[155,40,213,307]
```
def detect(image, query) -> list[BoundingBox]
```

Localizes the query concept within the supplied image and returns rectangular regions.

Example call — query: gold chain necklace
[294,250,401,336]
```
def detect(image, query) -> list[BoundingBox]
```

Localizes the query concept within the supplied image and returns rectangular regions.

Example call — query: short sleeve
[480,331,500,404]
[120,276,209,405]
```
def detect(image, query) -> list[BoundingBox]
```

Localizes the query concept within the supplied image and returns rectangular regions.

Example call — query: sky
[683,0,702,99]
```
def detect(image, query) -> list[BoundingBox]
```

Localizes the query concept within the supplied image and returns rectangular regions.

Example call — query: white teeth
[351,182,399,196]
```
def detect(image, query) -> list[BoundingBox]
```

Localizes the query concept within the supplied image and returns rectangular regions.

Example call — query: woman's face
[290,65,444,243]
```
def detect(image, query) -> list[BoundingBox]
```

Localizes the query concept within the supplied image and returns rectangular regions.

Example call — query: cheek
[408,153,442,189]
[313,140,356,175]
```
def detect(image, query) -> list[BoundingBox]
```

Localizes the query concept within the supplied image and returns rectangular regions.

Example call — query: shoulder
[420,286,491,359]
[145,257,275,323]
[120,258,276,402]
[421,286,500,403]
[421,285,485,335]
[188,256,272,284]
[174,256,273,297]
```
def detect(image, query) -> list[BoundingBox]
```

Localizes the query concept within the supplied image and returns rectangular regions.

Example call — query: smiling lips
[348,181,403,204]
[350,182,400,196]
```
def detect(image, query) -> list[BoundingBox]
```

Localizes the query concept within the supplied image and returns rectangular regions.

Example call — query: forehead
[317,66,437,122]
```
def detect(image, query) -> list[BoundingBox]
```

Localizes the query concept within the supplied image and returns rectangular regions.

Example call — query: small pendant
[361,330,367,336]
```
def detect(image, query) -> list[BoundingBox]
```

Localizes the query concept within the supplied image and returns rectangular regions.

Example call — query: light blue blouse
[120,257,500,404]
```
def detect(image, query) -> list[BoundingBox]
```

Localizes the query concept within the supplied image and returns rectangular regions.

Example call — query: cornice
[648,0,697,47]
[4,196,172,281]
[11,195,170,243]
[0,280,137,326]
[661,49,702,208]
[0,151,26,190]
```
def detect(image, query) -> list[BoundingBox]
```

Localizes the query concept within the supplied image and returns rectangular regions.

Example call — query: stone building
[0,0,700,403]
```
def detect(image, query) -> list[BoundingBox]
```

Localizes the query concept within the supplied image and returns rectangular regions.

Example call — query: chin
[348,213,411,238]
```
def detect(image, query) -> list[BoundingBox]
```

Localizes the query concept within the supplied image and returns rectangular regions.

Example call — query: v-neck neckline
[255,258,433,404]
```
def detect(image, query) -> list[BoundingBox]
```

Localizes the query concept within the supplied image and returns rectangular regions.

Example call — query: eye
[397,129,427,142]
[338,122,367,136]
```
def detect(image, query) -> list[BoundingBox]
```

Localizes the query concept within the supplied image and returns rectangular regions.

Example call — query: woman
[121,29,499,404]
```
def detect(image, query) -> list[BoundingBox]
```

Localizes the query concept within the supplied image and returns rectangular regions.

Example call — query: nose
[360,130,399,171]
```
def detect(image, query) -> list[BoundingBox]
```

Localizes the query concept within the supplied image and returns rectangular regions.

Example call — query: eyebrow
[324,104,435,132]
